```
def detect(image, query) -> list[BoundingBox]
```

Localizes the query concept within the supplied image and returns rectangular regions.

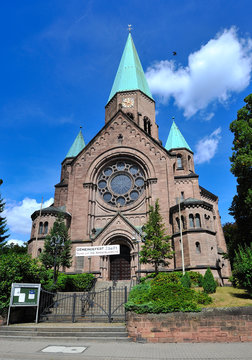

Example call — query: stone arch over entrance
[108,236,132,280]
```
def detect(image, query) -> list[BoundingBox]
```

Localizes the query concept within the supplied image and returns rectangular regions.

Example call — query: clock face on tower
[122,97,134,108]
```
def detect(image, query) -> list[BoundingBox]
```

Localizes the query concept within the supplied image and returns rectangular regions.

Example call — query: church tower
[105,33,159,141]
[28,31,231,284]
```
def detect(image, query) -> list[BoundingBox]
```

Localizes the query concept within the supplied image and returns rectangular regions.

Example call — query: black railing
[39,286,128,323]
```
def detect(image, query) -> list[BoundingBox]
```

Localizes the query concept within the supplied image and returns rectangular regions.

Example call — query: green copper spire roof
[65,129,85,159]
[165,121,192,151]
[108,33,153,102]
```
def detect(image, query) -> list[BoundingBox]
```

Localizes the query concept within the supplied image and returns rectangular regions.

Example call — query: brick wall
[127,307,252,343]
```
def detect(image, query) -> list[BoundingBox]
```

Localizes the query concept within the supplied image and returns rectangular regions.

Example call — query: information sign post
[7,283,41,325]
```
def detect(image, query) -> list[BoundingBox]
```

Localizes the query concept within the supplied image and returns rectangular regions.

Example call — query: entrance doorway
[110,244,131,280]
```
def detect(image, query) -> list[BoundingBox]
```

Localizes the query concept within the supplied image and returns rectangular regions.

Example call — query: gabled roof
[65,130,85,159]
[90,212,141,241]
[165,121,192,152]
[108,33,153,103]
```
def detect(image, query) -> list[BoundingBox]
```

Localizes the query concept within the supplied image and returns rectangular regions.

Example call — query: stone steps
[0,324,130,342]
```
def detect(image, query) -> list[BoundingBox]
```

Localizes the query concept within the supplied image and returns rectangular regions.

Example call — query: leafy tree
[202,268,217,294]
[140,200,173,275]
[0,242,27,255]
[222,222,239,267]
[229,94,252,245]
[0,253,50,316]
[231,245,252,295]
[40,214,72,283]
[0,179,9,245]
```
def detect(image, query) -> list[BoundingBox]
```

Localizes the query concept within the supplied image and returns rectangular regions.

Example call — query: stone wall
[127,307,252,343]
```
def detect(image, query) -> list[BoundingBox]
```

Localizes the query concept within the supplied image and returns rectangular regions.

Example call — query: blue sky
[1,0,252,245]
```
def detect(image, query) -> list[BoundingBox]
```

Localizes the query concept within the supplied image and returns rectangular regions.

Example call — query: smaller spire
[165,120,192,152]
[65,128,85,159]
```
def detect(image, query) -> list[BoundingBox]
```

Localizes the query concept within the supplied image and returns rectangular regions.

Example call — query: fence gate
[39,287,128,323]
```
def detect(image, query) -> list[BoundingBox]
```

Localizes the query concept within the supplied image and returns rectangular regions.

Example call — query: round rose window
[97,160,145,206]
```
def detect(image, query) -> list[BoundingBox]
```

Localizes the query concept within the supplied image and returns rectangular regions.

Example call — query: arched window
[39,222,43,234]
[37,248,42,255]
[195,214,201,228]
[44,222,48,234]
[177,155,183,169]
[189,214,194,228]
[195,242,201,254]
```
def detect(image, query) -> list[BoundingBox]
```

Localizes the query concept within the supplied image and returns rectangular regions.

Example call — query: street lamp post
[177,197,185,275]
[132,232,142,283]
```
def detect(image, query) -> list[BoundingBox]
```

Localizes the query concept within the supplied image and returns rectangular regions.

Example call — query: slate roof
[108,33,153,102]
[165,121,192,152]
[65,130,85,159]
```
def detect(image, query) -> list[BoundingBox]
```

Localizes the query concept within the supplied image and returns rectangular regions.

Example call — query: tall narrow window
[44,222,48,234]
[176,217,180,231]
[177,156,183,169]
[195,242,201,254]
[181,215,185,229]
[195,214,201,228]
[76,256,84,271]
[143,116,151,135]
[181,192,184,200]
[39,222,43,234]
[189,214,194,228]
[188,155,191,170]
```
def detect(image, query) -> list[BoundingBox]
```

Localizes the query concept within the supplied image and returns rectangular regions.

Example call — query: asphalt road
[0,339,251,360]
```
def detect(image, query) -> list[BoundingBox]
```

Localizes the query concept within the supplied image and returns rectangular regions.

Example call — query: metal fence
[39,286,128,323]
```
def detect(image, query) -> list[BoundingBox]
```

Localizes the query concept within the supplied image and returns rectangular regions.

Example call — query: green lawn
[203,286,252,308]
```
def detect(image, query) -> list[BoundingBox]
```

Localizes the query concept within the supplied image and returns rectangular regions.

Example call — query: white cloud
[4,197,54,235]
[5,239,26,247]
[204,112,215,121]
[146,27,252,117]
[194,127,221,164]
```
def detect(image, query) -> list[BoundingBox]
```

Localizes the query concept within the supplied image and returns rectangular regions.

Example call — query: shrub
[56,273,95,292]
[125,278,212,314]
[181,272,191,288]
[187,271,204,287]
[232,245,252,295]
[128,283,151,304]
[202,268,217,294]
[150,272,182,286]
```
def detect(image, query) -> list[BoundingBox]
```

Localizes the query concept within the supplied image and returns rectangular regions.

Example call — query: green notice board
[10,283,41,307]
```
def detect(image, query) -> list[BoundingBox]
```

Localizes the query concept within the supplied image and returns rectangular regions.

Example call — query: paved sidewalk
[0,339,251,360]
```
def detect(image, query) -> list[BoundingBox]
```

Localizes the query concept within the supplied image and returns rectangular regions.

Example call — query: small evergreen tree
[203,268,217,294]
[40,214,72,283]
[140,200,173,275]
[181,272,191,288]
[0,179,9,246]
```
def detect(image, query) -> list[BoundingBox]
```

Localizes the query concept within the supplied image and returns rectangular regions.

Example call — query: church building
[28,33,231,284]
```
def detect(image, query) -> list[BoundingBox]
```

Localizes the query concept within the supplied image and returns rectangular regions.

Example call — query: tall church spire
[65,129,85,159]
[108,33,153,103]
[165,121,192,152]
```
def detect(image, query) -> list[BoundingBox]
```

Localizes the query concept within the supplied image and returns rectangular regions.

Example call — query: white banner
[76,245,120,257]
